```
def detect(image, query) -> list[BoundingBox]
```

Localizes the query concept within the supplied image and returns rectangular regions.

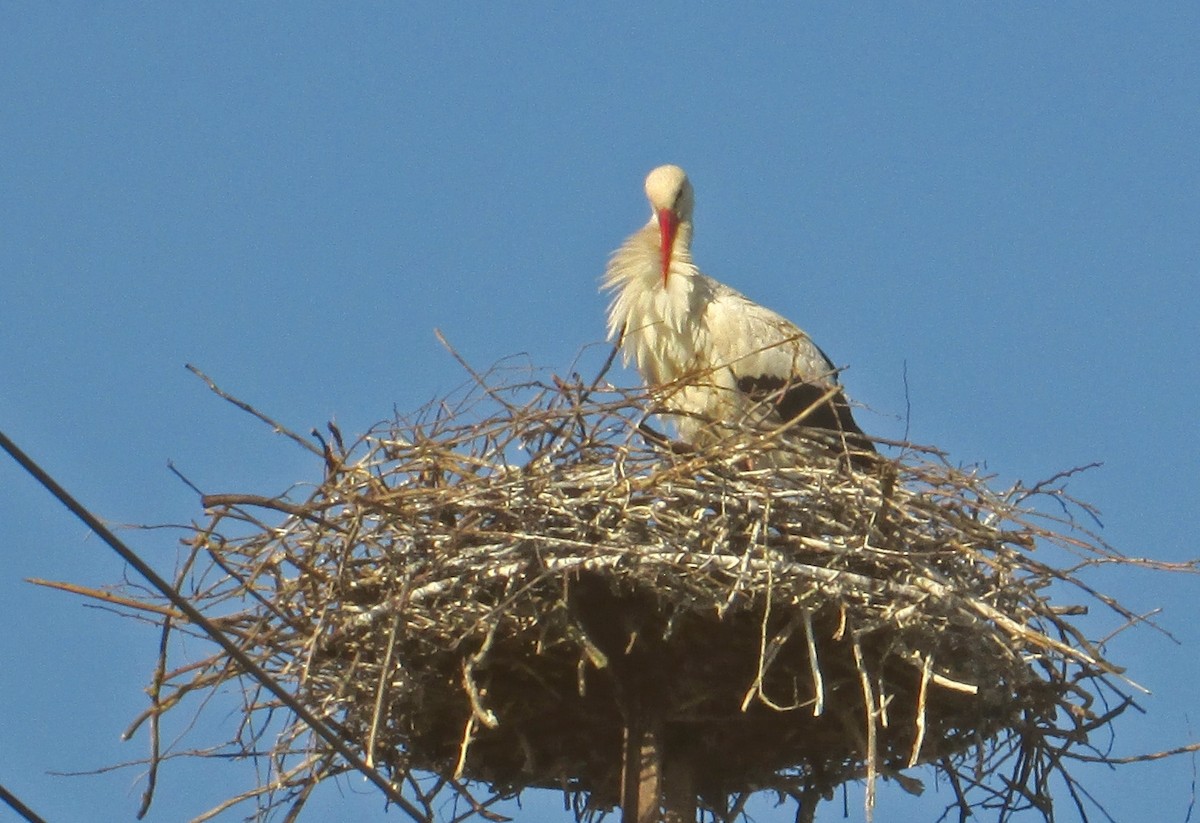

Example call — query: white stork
[603,164,873,461]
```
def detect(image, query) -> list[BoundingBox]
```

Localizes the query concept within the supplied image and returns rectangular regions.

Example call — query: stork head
[644,165,694,286]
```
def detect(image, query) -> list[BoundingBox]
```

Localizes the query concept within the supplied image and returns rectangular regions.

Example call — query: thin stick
[434,329,520,413]
[366,613,402,767]
[28,578,185,619]
[908,655,932,768]
[853,640,878,819]
[803,609,825,717]
[453,715,477,781]
[135,614,172,819]
[186,364,323,457]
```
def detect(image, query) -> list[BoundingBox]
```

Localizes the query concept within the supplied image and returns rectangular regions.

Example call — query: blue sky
[2,5,1198,821]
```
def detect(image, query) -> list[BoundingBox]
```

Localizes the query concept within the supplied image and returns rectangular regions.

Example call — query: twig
[28,578,185,619]
[185,364,322,457]
[854,640,878,820]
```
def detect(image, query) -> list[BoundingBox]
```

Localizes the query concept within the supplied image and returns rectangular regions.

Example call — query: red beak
[657,207,679,286]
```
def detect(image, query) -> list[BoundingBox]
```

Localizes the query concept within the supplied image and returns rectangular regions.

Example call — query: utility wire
[0,430,426,822]
[0,782,48,823]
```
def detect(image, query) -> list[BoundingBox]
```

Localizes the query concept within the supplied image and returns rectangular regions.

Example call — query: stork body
[603,165,872,457]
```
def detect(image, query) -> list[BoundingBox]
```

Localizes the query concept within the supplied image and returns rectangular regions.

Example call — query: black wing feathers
[735,373,875,455]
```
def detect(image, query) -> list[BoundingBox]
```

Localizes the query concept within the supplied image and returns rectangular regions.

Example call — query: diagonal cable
[0,430,427,822]
[0,782,48,823]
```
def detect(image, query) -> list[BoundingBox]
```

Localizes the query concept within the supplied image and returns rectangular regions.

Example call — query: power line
[0,782,48,823]
[0,430,426,822]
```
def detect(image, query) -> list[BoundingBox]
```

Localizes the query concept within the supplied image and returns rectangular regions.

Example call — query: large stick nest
[118,359,1168,821]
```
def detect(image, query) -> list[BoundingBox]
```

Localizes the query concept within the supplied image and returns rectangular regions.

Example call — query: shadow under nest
[148,361,1152,822]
